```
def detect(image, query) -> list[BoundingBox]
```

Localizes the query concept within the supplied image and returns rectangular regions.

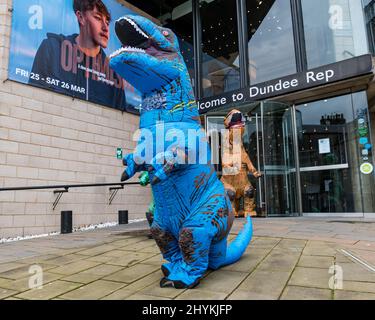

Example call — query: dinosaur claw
[161,265,170,277]
[160,278,174,288]
[121,171,129,182]
[151,176,161,185]
[159,277,199,289]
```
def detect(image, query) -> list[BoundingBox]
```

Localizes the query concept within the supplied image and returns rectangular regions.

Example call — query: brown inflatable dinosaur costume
[221,109,261,217]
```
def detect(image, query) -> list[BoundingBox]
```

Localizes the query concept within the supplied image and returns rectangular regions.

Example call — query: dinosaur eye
[163,30,169,37]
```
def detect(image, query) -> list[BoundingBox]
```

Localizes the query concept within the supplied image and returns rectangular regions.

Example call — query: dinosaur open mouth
[109,17,148,58]
[110,16,168,59]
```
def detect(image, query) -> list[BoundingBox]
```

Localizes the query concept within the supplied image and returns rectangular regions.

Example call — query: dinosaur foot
[160,277,200,289]
[161,265,170,277]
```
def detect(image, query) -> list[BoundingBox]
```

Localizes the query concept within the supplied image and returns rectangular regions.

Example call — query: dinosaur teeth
[109,46,146,59]
[117,16,149,39]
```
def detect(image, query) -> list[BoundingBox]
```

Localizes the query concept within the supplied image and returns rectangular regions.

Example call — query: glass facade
[302,0,369,68]
[246,0,297,84]
[197,0,370,97]
[207,93,374,217]
[125,0,374,217]
[157,3,195,84]
[126,0,371,99]
[364,0,375,54]
[200,0,241,97]
[296,93,374,214]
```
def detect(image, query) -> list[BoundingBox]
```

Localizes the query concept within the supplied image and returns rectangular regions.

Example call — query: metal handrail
[0,182,141,210]
[0,182,140,192]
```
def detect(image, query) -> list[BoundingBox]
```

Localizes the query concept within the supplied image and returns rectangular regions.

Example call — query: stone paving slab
[297,255,335,269]
[48,260,101,276]
[14,280,82,300]
[175,289,227,300]
[195,270,248,294]
[0,288,18,299]
[102,252,156,267]
[288,267,332,289]
[0,272,63,292]
[280,286,332,300]
[334,290,375,300]
[228,270,291,300]
[101,287,135,300]
[59,280,125,300]
[0,217,375,300]
[0,263,57,280]
[104,264,159,284]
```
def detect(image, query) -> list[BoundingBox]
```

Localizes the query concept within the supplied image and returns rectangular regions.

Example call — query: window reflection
[200,0,240,97]
[302,0,369,69]
[246,0,296,84]
[364,0,375,54]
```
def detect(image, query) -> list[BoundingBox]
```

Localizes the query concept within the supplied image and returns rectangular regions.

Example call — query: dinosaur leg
[150,221,182,277]
[208,238,227,270]
[145,198,155,226]
[160,225,213,289]
[225,185,238,217]
[160,192,231,289]
[244,185,257,217]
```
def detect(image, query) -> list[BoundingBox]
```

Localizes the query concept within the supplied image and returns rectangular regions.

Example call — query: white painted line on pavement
[340,249,375,273]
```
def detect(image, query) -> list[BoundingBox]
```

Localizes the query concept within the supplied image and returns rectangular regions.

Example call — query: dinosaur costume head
[224,109,246,142]
[109,15,184,94]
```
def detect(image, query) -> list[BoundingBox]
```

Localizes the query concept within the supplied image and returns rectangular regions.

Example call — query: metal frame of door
[256,101,300,217]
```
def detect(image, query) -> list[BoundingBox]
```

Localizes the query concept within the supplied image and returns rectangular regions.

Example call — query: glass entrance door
[207,101,299,217]
[247,102,299,216]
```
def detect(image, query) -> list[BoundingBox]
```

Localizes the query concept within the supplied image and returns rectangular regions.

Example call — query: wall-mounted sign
[360,162,374,175]
[362,149,369,156]
[359,137,369,145]
[116,148,123,160]
[198,55,373,113]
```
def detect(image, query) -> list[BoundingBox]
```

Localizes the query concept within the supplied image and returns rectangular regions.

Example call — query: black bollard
[61,211,73,234]
[118,210,128,225]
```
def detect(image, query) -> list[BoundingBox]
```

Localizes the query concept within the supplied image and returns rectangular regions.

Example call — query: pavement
[0,217,375,300]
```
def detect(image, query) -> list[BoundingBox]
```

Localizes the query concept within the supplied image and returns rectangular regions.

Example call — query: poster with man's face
[8,0,142,113]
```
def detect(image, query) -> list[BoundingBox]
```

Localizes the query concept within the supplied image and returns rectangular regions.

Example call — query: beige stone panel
[59,280,125,300]
[15,280,82,300]
[49,260,101,275]
[288,267,331,289]
[281,286,332,300]
[104,264,159,283]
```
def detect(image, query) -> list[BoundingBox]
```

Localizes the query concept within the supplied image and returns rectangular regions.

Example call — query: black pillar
[118,210,128,225]
[61,211,72,234]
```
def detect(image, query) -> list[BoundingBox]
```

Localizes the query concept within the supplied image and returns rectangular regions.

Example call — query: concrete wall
[0,0,151,238]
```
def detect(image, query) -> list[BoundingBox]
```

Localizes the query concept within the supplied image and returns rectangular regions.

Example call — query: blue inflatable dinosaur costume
[109,15,253,289]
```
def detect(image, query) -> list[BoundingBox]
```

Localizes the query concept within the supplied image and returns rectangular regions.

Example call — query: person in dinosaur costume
[109,15,253,289]
[221,109,262,218]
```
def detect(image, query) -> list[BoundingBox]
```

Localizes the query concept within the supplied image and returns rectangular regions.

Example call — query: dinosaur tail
[221,216,253,267]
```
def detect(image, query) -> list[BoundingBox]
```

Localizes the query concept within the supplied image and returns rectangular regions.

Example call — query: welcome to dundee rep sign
[198,55,373,113]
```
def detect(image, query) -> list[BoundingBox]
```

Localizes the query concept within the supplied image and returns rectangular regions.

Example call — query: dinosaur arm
[121,153,146,181]
[149,148,187,185]
[242,147,261,178]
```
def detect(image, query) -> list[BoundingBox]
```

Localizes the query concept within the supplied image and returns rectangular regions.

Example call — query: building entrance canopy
[198,55,373,113]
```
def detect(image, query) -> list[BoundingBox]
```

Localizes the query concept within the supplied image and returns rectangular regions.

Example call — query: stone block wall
[0,0,151,238]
